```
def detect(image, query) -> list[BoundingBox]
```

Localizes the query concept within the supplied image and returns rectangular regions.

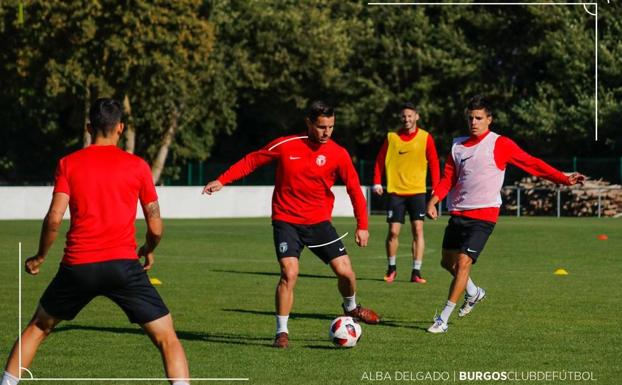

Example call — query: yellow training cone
[554,268,568,276]
[150,278,163,285]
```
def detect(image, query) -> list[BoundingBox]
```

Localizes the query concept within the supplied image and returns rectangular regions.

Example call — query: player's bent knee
[280,268,299,283]
[31,307,60,336]
[32,319,55,336]
[456,255,473,271]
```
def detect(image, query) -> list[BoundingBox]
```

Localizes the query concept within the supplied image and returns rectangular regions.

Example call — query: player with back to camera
[203,100,380,349]
[373,102,440,284]
[426,95,585,333]
[1,99,190,385]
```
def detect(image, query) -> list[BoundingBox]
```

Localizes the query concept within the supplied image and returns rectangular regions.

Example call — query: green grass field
[1,217,621,385]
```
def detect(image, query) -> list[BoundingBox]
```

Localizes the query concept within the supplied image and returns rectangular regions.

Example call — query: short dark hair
[89,98,123,137]
[400,102,417,112]
[466,95,493,116]
[307,100,334,123]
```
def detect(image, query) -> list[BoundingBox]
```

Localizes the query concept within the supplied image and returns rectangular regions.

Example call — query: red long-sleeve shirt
[373,128,441,193]
[433,131,571,223]
[217,135,368,229]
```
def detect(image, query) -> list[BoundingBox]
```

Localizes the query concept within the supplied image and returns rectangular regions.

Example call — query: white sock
[388,256,396,266]
[2,371,19,385]
[276,315,289,334]
[343,294,357,312]
[172,382,189,385]
[413,260,422,270]
[466,277,478,298]
[440,301,456,323]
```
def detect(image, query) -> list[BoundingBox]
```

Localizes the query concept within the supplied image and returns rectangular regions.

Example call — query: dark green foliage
[1,2,619,183]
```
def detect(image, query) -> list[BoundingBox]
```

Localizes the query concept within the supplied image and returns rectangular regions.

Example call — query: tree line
[1,1,620,185]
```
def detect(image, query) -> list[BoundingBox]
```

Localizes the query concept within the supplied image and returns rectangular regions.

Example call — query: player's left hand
[138,245,155,271]
[355,229,369,247]
[202,180,223,195]
[567,173,586,186]
[25,255,45,275]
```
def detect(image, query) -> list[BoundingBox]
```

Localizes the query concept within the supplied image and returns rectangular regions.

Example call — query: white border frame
[368,2,599,140]
[12,3,601,382]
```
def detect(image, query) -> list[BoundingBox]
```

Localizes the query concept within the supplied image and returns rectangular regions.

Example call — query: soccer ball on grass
[329,316,362,348]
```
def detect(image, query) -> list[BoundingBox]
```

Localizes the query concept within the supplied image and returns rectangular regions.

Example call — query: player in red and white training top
[425,95,585,334]
[1,99,189,385]
[203,100,380,348]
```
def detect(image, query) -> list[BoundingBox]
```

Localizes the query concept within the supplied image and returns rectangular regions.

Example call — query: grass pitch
[1,216,620,385]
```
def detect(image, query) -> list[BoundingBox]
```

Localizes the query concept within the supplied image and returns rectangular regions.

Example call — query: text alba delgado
[361,370,596,382]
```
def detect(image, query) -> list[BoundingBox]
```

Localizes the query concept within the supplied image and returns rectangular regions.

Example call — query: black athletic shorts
[272,220,347,264]
[40,259,169,324]
[441,216,496,263]
[386,193,427,223]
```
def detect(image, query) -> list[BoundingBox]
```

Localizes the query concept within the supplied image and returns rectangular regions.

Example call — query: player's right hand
[202,180,223,195]
[426,204,438,220]
[25,255,45,275]
[372,184,383,196]
[138,245,155,271]
[355,229,369,247]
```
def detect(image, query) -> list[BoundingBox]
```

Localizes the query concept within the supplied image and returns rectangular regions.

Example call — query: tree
[0,0,218,184]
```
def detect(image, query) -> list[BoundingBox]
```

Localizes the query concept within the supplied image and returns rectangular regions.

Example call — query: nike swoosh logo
[460,155,473,163]
[339,247,345,251]
[398,150,410,155]
[467,248,477,253]
[289,156,301,160]
[418,213,426,217]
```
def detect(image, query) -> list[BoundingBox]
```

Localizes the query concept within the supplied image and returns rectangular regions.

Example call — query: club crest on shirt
[315,155,326,166]
[279,242,288,253]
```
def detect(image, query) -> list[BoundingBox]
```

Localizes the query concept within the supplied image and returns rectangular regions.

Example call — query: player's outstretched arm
[139,200,163,271]
[355,229,369,247]
[25,192,69,275]
[202,180,223,195]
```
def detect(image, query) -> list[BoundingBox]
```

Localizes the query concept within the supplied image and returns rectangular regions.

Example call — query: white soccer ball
[329,316,362,348]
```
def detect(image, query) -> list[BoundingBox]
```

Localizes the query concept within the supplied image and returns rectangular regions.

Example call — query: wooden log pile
[501,176,622,217]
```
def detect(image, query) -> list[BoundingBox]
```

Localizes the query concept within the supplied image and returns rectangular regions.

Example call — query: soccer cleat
[384,269,397,283]
[427,315,448,334]
[410,270,427,284]
[458,287,486,318]
[272,332,289,348]
[343,304,381,324]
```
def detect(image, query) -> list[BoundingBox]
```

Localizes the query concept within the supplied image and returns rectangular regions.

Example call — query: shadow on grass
[223,309,431,331]
[223,308,335,321]
[54,324,272,347]
[210,268,385,283]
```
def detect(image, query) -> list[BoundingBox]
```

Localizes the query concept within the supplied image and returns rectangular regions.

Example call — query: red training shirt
[53,145,158,265]
[373,128,441,192]
[433,131,571,223]
[217,135,368,230]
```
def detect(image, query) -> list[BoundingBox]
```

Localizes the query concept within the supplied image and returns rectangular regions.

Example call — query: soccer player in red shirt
[373,102,440,284]
[2,99,189,385]
[203,100,380,348]
[425,95,585,334]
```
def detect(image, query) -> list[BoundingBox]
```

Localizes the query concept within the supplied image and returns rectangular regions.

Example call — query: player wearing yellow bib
[373,102,440,283]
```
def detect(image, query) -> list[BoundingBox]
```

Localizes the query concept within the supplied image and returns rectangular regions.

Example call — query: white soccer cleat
[427,315,448,334]
[458,287,486,318]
